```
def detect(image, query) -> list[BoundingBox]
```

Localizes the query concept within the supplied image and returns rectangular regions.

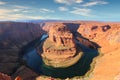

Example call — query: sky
[0,0,120,21]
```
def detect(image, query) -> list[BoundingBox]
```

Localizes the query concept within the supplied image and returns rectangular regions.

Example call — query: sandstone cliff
[77,22,120,53]
[76,22,120,80]
[40,23,83,68]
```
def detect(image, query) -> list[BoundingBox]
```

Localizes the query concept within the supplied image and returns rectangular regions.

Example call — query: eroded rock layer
[41,23,82,68]
[0,72,11,80]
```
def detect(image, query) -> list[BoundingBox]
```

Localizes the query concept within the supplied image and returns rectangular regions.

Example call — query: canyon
[0,21,120,80]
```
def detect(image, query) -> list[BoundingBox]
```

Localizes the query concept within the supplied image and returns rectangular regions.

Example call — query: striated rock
[0,49,20,75]
[76,22,120,80]
[0,22,46,49]
[0,72,11,80]
[49,23,75,47]
[12,66,39,80]
[0,21,46,76]
[76,36,98,49]
[36,76,55,80]
[0,72,23,80]
[15,76,22,80]
[42,23,77,60]
[40,23,82,68]
[77,22,120,53]
[43,23,76,59]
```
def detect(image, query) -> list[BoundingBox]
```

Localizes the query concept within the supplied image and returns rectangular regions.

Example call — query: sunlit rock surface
[40,23,83,68]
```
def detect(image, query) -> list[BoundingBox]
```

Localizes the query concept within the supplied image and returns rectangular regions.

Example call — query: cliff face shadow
[20,34,48,74]
[63,23,80,33]
[74,32,101,49]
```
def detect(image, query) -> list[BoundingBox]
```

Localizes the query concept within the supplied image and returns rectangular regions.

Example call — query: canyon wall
[0,22,46,49]
[0,22,45,77]
[77,22,120,53]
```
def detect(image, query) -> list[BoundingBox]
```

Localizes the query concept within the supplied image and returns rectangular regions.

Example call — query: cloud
[82,0,108,7]
[40,8,54,13]
[0,13,45,21]
[70,7,92,16]
[0,8,45,20]
[11,9,28,13]
[0,8,59,21]
[59,7,69,11]
[54,0,83,5]
[0,1,7,5]
[76,0,83,3]
[0,5,29,14]
[0,9,11,15]
[10,5,31,13]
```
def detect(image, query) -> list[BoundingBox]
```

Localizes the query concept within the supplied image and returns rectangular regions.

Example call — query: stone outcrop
[12,66,39,80]
[49,23,75,47]
[76,36,97,49]
[42,23,76,60]
[77,22,120,53]
[0,72,11,80]
[41,23,82,67]
[0,49,20,75]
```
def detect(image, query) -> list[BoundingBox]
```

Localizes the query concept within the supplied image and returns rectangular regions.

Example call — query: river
[22,34,99,78]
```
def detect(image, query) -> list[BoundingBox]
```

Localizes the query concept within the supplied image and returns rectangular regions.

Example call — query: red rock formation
[40,23,80,67]
[49,23,75,47]
[36,76,55,80]
[0,72,23,80]
[42,23,76,60]
[15,76,22,80]
[77,22,120,53]
[12,66,39,80]
[76,37,97,49]
[0,72,11,80]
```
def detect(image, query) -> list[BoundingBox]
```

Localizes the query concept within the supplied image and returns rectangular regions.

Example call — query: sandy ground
[90,44,120,80]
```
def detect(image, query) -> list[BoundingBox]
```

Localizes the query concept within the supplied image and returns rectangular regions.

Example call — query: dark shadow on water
[63,23,81,33]
[41,40,100,78]
[20,34,48,74]
[21,33,100,79]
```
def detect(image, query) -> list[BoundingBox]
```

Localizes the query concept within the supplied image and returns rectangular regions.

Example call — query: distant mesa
[40,23,83,68]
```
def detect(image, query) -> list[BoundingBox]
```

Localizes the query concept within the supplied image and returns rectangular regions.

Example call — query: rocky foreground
[0,21,120,80]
